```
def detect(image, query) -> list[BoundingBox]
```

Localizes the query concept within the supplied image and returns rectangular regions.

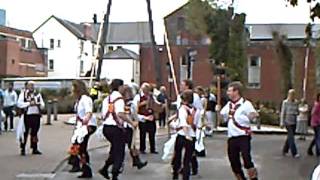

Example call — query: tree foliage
[272,32,293,95]
[186,0,247,82]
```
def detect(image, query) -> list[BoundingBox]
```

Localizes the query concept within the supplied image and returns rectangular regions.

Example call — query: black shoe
[137,161,148,170]
[150,151,159,154]
[78,164,92,178]
[192,170,198,176]
[112,173,119,180]
[32,150,42,155]
[172,172,179,180]
[99,168,110,179]
[20,150,26,156]
[78,174,92,178]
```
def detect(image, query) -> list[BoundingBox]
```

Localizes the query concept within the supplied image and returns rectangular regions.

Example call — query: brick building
[140,3,320,106]
[140,3,212,100]
[0,26,47,77]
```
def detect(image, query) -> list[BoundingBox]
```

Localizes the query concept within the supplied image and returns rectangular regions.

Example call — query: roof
[33,15,152,44]
[0,25,33,38]
[246,24,320,40]
[90,22,152,44]
[103,47,139,60]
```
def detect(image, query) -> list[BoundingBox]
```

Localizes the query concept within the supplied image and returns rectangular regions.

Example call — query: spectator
[308,93,320,156]
[157,86,168,128]
[0,88,4,135]
[204,88,217,136]
[3,82,18,132]
[296,98,309,141]
[280,89,300,158]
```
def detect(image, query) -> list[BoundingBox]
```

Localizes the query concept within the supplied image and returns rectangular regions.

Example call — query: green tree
[272,32,293,95]
[186,1,247,82]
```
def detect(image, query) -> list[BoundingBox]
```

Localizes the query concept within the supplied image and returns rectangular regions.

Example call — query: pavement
[0,114,317,180]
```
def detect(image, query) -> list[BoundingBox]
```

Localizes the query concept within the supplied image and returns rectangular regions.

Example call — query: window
[248,56,261,88]
[48,59,54,71]
[50,39,54,49]
[27,40,32,49]
[57,40,61,48]
[80,60,84,73]
[177,17,185,31]
[11,59,15,64]
[20,39,26,48]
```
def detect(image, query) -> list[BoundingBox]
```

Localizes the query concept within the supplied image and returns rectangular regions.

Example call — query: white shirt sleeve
[220,103,229,122]
[115,98,125,114]
[38,94,45,110]
[101,98,108,118]
[13,91,18,105]
[178,108,188,127]
[83,96,93,114]
[244,101,257,115]
[132,94,140,110]
[17,91,30,109]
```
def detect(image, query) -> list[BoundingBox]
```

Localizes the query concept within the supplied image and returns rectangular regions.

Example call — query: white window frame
[247,55,261,89]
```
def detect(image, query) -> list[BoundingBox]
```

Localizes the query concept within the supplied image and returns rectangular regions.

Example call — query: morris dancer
[122,85,147,169]
[172,90,196,180]
[220,82,259,180]
[68,80,97,178]
[17,81,44,156]
[98,79,138,180]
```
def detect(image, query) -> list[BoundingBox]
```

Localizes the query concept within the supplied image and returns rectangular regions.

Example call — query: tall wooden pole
[164,30,179,96]
[96,0,112,82]
[146,0,162,87]
[303,46,310,100]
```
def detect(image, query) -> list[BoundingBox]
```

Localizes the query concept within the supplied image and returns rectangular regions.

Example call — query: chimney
[83,23,92,40]
[93,14,97,24]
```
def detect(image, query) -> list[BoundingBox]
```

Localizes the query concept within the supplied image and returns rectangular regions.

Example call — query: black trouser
[103,125,126,176]
[172,135,195,180]
[228,136,255,179]
[158,111,166,127]
[308,126,320,156]
[20,114,41,151]
[3,106,14,130]
[79,126,97,164]
[125,127,133,149]
[283,124,298,156]
[139,121,156,152]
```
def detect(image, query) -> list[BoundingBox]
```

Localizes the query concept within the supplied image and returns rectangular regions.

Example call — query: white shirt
[177,105,196,137]
[176,93,203,110]
[220,98,256,137]
[3,89,18,107]
[102,91,125,126]
[17,90,45,115]
[75,95,96,126]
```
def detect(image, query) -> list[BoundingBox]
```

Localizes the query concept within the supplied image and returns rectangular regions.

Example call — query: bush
[259,109,280,126]
[41,88,74,114]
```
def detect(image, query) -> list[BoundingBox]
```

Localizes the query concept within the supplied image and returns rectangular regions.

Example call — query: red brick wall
[245,42,316,106]
[140,45,212,100]
[0,39,46,77]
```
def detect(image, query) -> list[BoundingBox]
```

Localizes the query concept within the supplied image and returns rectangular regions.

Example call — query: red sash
[228,100,252,135]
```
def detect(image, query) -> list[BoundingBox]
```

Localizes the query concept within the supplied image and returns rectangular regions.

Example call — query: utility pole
[146,0,162,87]
[95,0,112,82]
